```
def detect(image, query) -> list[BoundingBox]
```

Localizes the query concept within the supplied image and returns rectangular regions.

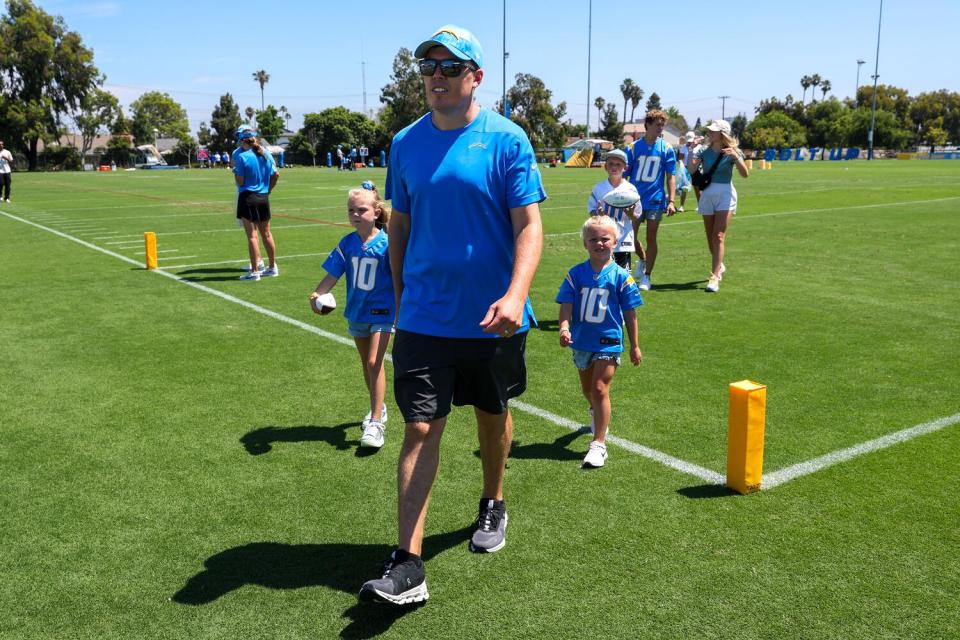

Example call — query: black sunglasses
[418,58,476,78]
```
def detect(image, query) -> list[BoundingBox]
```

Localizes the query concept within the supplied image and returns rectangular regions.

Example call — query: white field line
[135,249,179,254]
[544,195,960,238]
[4,208,957,489]
[1,209,720,485]
[164,251,329,270]
[157,255,196,261]
[763,413,960,488]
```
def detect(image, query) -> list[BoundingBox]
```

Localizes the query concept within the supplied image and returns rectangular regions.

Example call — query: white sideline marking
[763,413,960,488]
[158,255,196,261]
[544,195,960,238]
[5,209,957,489]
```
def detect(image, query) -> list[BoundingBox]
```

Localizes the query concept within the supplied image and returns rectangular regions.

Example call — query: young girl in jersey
[556,216,643,469]
[309,181,395,449]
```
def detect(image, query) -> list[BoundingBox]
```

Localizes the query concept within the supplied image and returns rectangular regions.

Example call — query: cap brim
[414,39,472,62]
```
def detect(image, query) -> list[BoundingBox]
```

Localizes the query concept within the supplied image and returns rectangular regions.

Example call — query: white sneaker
[638,274,651,291]
[582,441,607,468]
[362,404,388,428]
[678,206,685,212]
[706,276,720,293]
[261,265,279,277]
[239,270,261,281]
[718,262,726,281]
[360,421,385,448]
[246,260,265,273]
[633,260,646,279]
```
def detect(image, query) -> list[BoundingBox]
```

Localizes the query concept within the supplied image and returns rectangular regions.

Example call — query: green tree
[210,93,242,154]
[252,69,270,110]
[629,85,643,124]
[301,106,384,160]
[255,105,285,144]
[593,96,606,135]
[743,110,806,148]
[665,106,689,133]
[910,90,960,146]
[73,88,120,157]
[819,79,832,101]
[0,0,100,169]
[244,106,255,124]
[499,73,567,148]
[619,79,635,125]
[110,109,130,135]
[597,103,623,143]
[855,84,911,127]
[379,47,427,139]
[808,74,822,103]
[800,75,813,104]
[196,121,212,148]
[645,92,662,112]
[806,98,851,151]
[847,108,911,149]
[730,113,748,141]
[129,91,189,144]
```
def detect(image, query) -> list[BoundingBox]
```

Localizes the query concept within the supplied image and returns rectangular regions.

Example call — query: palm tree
[279,105,290,132]
[629,84,644,124]
[820,79,831,101]
[800,75,812,104]
[244,106,255,124]
[252,69,270,110]
[619,78,635,126]
[809,74,822,103]
[594,96,606,135]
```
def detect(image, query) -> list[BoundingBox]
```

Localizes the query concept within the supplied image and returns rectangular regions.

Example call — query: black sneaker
[469,499,508,553]
[358,549,429,605]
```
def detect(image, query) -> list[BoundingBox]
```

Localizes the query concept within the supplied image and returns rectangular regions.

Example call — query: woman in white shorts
[690,119,749,292]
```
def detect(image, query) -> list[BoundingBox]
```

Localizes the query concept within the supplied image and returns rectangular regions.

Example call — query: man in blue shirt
[359,24,545,606]
[625,109,678,291]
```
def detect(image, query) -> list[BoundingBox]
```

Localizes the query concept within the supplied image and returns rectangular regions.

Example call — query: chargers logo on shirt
[469,142,488,150]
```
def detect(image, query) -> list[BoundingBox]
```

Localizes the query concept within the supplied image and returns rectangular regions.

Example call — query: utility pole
[585,0,592,135]
[856,59,865,97]
[502,0,509,117]
[719,95,730,121]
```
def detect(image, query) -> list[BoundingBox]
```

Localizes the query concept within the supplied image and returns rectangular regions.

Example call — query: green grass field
[2,159,958,639]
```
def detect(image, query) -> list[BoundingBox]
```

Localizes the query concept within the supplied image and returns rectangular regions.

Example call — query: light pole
[502,0,509,118]
[867,0,883,160]
[585,0,592,135]
[856,59,865,97]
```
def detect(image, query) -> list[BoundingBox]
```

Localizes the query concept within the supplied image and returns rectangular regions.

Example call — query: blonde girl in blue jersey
[309,181,395,449]
[557,215,643,469]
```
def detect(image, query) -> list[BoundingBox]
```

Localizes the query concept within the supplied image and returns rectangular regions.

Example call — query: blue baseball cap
[414,25,484,69]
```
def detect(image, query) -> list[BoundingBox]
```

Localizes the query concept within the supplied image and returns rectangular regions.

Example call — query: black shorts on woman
[392,329,527,423]
[236,190,271,222]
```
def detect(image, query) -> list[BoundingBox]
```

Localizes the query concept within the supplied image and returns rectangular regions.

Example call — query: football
[313,292,336,315]
[602,186,641,209]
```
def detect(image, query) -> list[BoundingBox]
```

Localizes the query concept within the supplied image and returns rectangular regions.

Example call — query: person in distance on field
[587,149,641,271]
[359,24,545,606]
[689,119,749,293]
[233,126,280,280]
[625,109,679,292]
[557,215,643,468]
[0,140,13,203]
[309,181,395,449]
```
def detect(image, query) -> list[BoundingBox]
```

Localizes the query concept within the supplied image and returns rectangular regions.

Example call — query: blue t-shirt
[625,137,677,209]
[556,261,643,353]
[385,109,547,338]
[233,147,276,194]
[321,230,395,324]
[694,147,743,184]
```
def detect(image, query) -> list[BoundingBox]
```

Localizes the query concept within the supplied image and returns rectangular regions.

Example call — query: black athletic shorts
[613,251,632,271]
[236,191,271,222]
[392,329,527,423]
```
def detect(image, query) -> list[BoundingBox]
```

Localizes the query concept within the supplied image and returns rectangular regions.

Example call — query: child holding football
[309,181,395,449]
[556,215,643,468]
[587,149,641,271]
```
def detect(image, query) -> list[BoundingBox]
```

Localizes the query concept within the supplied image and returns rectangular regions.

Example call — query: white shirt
[0,149,12,174]
[587,178,640,252]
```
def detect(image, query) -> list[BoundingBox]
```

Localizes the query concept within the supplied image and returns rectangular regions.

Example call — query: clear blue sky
[40,0,960,135]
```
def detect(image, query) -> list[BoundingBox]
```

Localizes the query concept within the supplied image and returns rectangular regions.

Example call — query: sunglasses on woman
[417,58,477,78]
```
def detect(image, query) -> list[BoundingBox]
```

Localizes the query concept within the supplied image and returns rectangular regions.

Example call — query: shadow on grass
[649,279,708,292]
[676,484,739,499]
[535,319,560,333]
[172,526,472,639]
[175,267,247,282]
[473,428,589,462]
[241,423,367,456]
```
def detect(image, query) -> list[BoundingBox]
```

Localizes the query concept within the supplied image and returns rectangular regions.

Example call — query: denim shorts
[638,208,666,222]
[571,348,621,371]
[347,321,395,338]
